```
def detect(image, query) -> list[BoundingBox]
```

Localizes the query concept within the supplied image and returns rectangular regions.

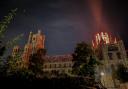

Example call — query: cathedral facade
[12,31,128,89]
[12,30,73,74]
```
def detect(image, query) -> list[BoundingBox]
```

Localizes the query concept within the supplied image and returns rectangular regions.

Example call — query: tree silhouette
[116,64,128,83]
[0,8,17,57]
[72,42,93,75]
[72,42,101,89]
[0,9,18,78]
[29,48,46,78]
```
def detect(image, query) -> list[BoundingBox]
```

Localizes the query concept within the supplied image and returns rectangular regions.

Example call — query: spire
[12,45,20,57]
[92,40,95,48]
[116,33,121,41]
[114,37,117,44]
[38,30,41,34]
[28,31,33,44]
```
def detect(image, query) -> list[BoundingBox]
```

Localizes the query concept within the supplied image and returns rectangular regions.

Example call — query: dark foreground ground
[0,75,105,89]
[0,77,87,89]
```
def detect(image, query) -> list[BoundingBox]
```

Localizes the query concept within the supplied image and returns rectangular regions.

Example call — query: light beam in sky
[92,32,118,48]
[87,0,110,32]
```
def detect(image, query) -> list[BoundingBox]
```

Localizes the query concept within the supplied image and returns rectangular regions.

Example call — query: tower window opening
[44,65,47,68]
[64,63,66,67]
[59,64,61,68]
[33,37,36,41]
[108,53,113,60]
[54,64,56,68]
[49,64,51,68]
[117,52,121,59]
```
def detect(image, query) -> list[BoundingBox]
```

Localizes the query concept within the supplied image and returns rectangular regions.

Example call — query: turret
[12,45,20,57]
[31,30,45,52]
[28,31,33,44]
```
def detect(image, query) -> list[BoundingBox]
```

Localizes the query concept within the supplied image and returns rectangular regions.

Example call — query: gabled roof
[43,54,73,62]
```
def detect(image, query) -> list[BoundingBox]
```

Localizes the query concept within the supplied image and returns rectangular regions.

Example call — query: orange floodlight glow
[92,40,95,47]
[92,32,116,48]
[114,37,117,44]
[96,32,110,45]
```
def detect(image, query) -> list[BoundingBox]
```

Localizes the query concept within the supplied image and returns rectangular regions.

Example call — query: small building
[43,55,73,74]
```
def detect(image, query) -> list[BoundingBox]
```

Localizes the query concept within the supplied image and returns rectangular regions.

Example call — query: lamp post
[101,72,105,87]
[101,72,104,76]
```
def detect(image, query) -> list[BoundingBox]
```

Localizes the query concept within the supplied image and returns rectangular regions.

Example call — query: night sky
[0,0,128,55]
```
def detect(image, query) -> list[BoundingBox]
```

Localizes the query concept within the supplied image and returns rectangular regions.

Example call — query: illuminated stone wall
[43,55,73,74]
[94,32,128,89]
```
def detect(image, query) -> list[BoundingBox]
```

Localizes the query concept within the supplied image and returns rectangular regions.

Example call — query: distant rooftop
[44,54,73,62]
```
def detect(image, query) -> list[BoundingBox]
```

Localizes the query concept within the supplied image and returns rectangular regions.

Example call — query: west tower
[22,30,45,65]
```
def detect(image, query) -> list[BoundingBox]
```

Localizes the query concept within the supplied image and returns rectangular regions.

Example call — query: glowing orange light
[96,32,110,45]
[92,40,95,47]
[97,33,101,43]
[114,37,117,44]
[92,32,115,48]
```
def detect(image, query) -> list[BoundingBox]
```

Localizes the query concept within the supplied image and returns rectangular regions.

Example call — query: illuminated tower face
[31,30,45,52]
[12,46,20,57]
[92,32,117,48]
[22,44,32,62]
[28,31,33,44]
[22,30,45,66]
[95,32,110,46]
[93,32,128,89]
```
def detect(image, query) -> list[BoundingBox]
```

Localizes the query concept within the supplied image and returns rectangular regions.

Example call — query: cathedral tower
[93,32,127,89]
[22,30,45,65]
[12,45,20,57]
[31,30,45,53]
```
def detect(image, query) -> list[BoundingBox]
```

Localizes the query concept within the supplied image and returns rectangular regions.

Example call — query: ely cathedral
[12,30,128,89]
[12,30,73,74]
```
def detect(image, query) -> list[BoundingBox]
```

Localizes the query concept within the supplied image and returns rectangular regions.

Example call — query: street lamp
[100,72,105,87]
[101,72,104,76]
